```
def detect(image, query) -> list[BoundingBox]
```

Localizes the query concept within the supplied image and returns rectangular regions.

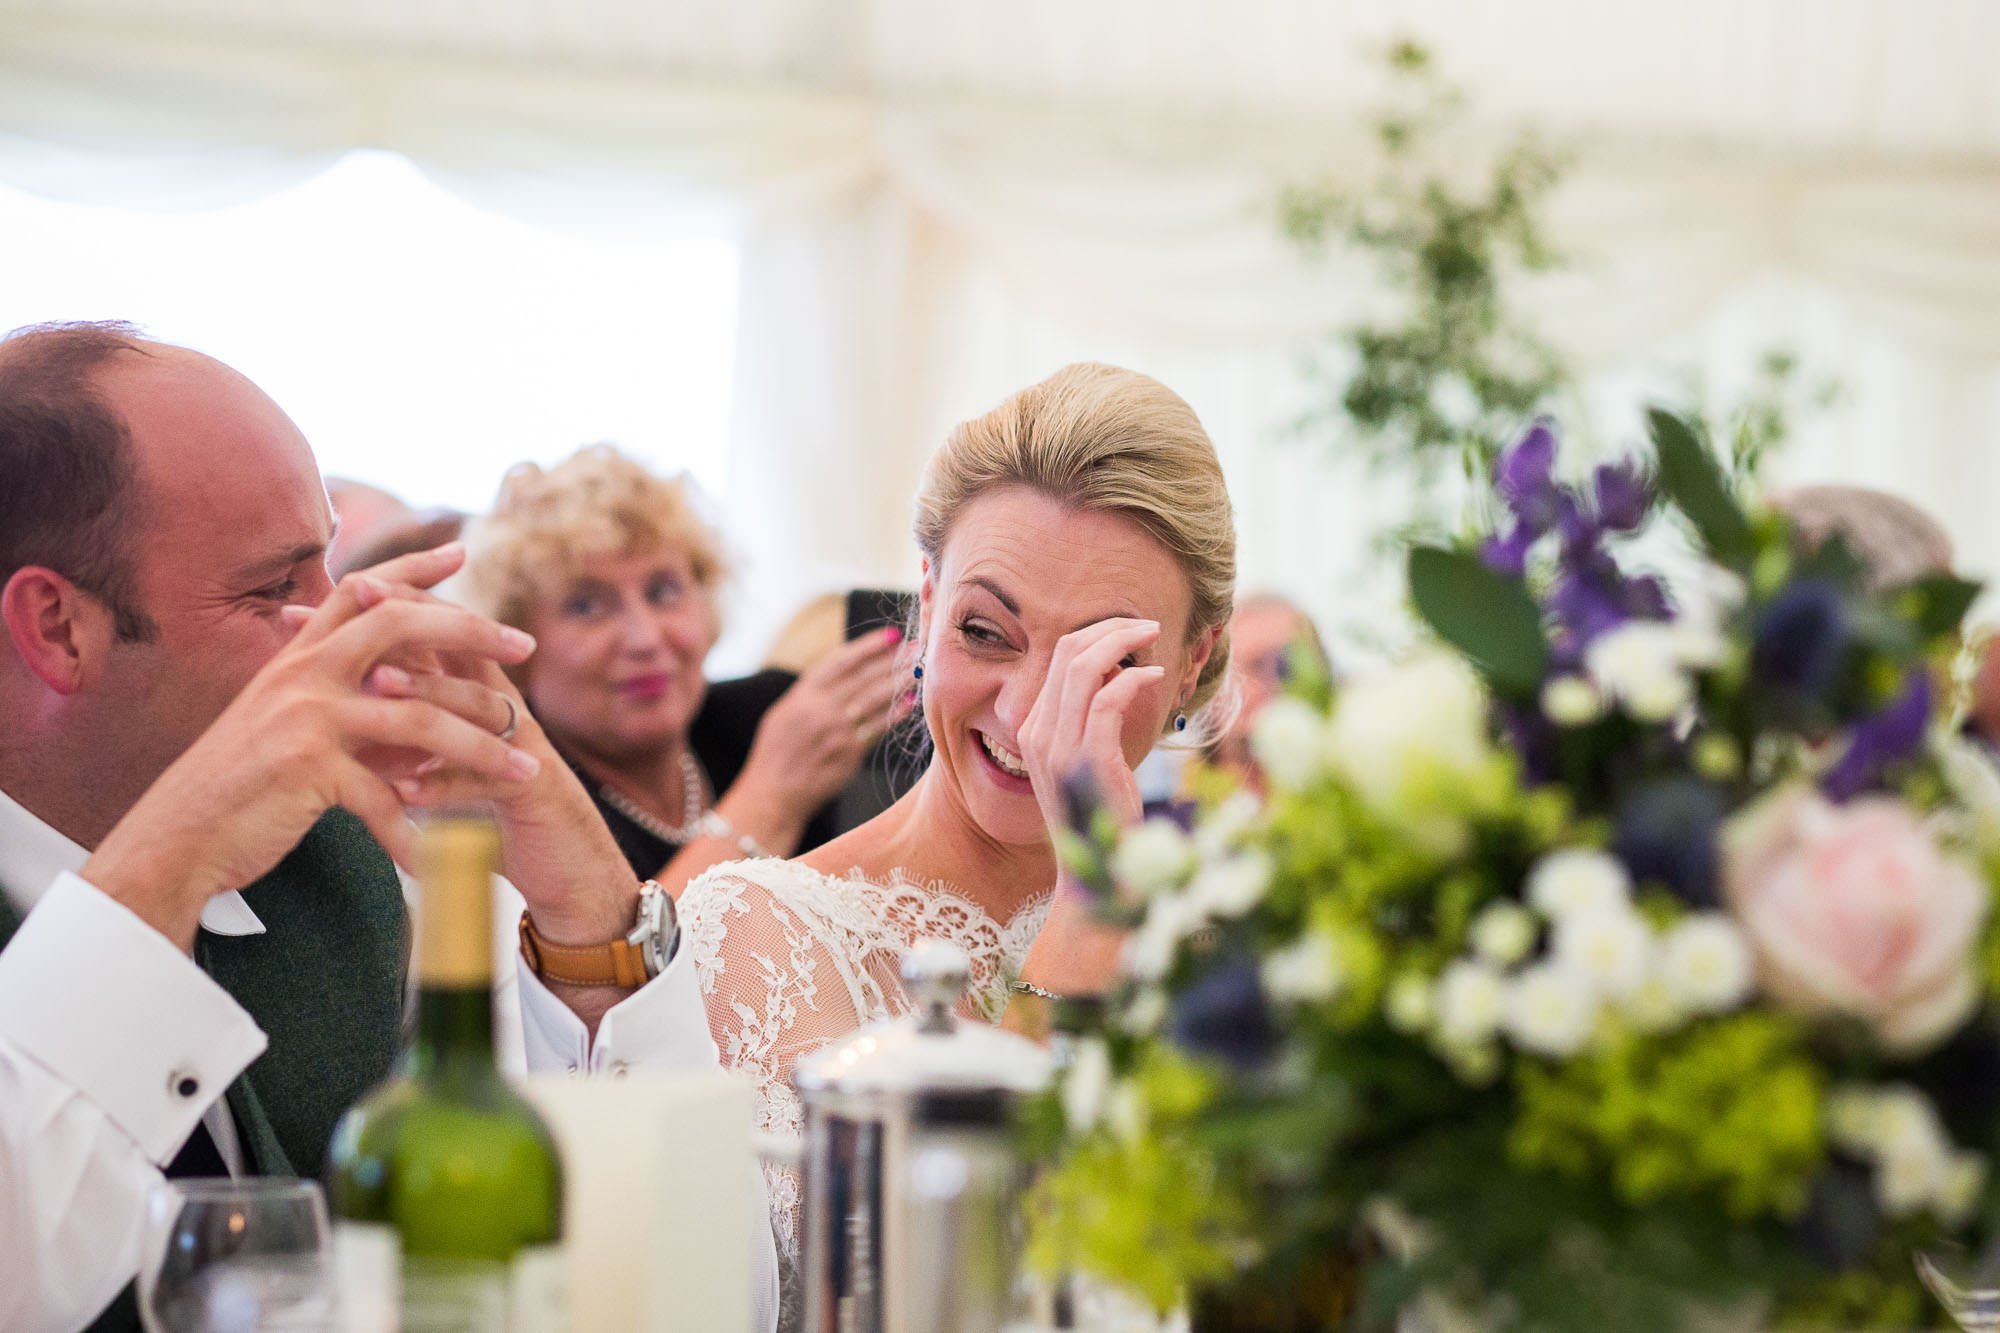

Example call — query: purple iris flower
[1167,956,1279,1070]
[1593,461,1651,533]
[1481,523,1537,578]
[1501,702,1561,786]
[1751,579,1850,700]
[1495,421,1563,534]
[1621,574,1672,620]
[1822,670,1933,802]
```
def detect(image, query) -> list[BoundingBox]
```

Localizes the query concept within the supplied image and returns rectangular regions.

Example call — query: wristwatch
[517,880,678,987]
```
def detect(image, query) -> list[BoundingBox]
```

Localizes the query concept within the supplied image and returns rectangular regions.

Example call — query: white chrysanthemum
[1250,696,1332,791]
[1939,1154,1988,1227]
[1385,974,1435,1034]
[1434,960,1507,1047]
[1120,987,1168,1036]
[1193,790,1263,861]
[1503,962,1600,1057]
[1184,851,1273,919]
[1062,1037,1112,1134]
[1878,1142,1952,1219]
[1470,902,1537,968]
[1540,675,1605,727]
[1122,891,1204,980]
[1554,905,1653,1005]
[1586,623,1696,723]
[1526,849,1632,920]
[1443,1041,1501,1087]
[1262,929,1346,1004]
[1620,972,1687,1034]
[1658,914,1755,1013]
[1824,1086,1881,1154]
[1111,818,1196,895]
[1326,654,1490,814]
[1106,1081,1147,1147]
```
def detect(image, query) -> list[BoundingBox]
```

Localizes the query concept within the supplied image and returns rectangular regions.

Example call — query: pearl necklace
[598,749,710,845]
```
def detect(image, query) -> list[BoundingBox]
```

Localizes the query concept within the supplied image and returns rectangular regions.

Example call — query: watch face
[634,883,673,977]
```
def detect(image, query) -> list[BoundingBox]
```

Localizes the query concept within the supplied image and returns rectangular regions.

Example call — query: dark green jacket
[0,810,407,1333]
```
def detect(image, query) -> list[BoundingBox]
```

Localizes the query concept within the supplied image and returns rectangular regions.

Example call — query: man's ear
[1,567,111,695]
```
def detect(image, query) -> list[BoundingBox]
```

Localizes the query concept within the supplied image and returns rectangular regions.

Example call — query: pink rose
[1722,785,1989,1052]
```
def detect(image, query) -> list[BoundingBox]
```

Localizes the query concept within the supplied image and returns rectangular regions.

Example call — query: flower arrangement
[1026,410,2000,1331]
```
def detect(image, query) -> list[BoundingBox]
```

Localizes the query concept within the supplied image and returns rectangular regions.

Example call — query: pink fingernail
[883,626,903,644]
[502,627,537,654]
[373,664,415,693]
[354,576,388,607]
[505,748,541,779]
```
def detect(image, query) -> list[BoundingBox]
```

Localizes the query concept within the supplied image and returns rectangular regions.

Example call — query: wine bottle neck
[408,985,496,1075]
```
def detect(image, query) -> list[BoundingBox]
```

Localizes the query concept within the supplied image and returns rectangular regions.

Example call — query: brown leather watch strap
[517,912,650,988]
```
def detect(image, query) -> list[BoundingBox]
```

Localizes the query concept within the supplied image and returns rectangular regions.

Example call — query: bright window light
[0,149,739,513]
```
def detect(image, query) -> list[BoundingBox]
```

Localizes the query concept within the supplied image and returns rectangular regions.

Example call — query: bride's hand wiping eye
[1017,616,1168,839]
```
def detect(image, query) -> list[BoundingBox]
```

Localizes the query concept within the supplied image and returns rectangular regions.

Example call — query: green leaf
[1649,408,1754,570]
[1893,573,1983,641]
[1407,545,1548,696]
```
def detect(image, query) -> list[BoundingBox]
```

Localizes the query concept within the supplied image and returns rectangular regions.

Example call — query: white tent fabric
[1,1,1997,652]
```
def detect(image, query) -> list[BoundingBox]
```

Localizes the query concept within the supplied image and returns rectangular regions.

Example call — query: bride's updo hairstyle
[913,362,1237,731]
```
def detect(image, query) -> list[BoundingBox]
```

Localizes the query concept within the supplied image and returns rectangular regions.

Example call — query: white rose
[1503,962,1600,1057]
[1262,928,1346,1004]
[1526,849,1632,920]
[1062,1037,1112,1134]
[1586,623,1696,723]
[1869,1087,1956,1218]
[1658,914,1755,1014]
[1111,818,1195,895]
[1184,851,1273,919]
[1250,696,1333,791]
[1540,675,1605,727]
[1326,654,1490,814]
[1470,902,1537,968]
[1385,973,1435,1033]
[1553,906,1653,1000]
[1434,960,1508,1047]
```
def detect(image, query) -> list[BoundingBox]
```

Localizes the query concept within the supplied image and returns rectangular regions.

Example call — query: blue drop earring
[1174,711,1188,732]
[913,663,924,680]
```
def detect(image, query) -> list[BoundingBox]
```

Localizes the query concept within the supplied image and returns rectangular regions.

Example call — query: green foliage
[1649,407,1755,571]
[1509,1013,1825,1219]
[1407,545,1550,697]
[1284,42,1567,521]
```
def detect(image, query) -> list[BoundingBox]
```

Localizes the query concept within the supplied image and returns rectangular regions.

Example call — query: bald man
[0,323,772,1331]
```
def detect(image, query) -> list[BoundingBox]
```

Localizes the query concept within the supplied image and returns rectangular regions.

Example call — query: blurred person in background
[1204,591,1329,797]
[460,445,906,894]
[323,476,413,578]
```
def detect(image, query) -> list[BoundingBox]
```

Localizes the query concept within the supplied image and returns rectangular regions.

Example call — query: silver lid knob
[903,939,970,1035]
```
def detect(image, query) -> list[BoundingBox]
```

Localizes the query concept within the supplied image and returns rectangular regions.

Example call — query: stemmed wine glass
[139,1178,337,1333]
[1917,1244,2000,1331]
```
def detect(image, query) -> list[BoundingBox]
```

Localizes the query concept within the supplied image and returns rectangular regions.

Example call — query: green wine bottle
[328,812,566,1331]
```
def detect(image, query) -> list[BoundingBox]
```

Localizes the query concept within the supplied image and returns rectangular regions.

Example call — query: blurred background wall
[2,0,1996,665]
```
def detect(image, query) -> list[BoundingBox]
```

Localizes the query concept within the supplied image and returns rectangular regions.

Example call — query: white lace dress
[678,857,1052,1317]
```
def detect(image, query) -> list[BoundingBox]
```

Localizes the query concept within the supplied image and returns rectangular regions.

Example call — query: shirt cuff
[0,871,266,1163]
[515,940,721,1076]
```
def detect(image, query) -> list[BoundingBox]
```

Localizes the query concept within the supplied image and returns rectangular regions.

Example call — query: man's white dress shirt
[0,786,776,1333]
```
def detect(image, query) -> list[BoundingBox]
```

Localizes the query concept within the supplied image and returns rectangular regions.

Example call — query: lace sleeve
[678,858,901,1304]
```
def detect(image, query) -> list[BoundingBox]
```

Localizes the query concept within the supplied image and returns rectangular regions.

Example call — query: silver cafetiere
[793,940,1053,1333]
